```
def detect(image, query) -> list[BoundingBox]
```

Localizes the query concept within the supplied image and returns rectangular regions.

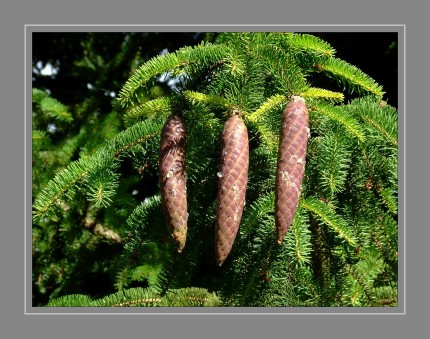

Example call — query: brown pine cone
[275,96,309,245]
[215,114,249,266]
[159,114,188,252]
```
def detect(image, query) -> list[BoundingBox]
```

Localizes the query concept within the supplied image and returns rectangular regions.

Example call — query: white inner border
[25,24,406,315]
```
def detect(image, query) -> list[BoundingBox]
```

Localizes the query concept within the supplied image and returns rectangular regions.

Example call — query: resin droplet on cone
[275,96,309,244]
[215,115,249,266]
[159,114,188,252]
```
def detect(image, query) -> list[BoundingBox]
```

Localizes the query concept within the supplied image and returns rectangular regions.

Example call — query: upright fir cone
[159,114,188,253]
[275,96,309,245]
[215,113,249,266]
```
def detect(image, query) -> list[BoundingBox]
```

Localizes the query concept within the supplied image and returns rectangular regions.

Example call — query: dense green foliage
[32,32,398,308]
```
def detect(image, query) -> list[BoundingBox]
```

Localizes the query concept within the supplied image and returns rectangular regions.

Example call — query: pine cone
[215,115,249,266]
[159,114,187,252]
[275,96,309,244]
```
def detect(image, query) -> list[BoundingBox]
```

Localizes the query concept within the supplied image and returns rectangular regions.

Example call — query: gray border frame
[26,24,405,315]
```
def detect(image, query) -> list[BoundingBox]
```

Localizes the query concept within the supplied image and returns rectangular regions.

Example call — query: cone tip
[216,259,224,266]
[291,95,305,103]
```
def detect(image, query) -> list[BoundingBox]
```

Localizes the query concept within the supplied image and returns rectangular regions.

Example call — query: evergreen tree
[33,32,398,307]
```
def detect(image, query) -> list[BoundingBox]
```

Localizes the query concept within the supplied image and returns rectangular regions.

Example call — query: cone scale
[215,114,249,266]
[275,96,309,244]
[159,114,188,253]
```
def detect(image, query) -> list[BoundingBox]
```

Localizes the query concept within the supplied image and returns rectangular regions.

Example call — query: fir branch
[33,119,164,222]
[316,132,352,197]
[130,263,163,289]
[32,87,50,103]
[85,167,120,208]
[117,52,180,107]
[284,207,312,266]
[109,119,162,158]
[321,57,385,97]
[94,288,162,307]
[312,103,365,142]
[266,33,335,76]
[155,255,177,296]
[32,130,51,151]
[244,117,278,151]
[117,42,228,107]
[33,88,73,123]
[361,115,397,147]
[248,94,286,122]
[32,156,92,222]
[224,47,247,77]
[379,187,398,215]
[373,285,398,307]
[240,192,275,236]
[301,197,357,246]
[47,287,220,307]
[246,94,286,151]
[125,195,162,239]
[246,145,277,195]
[123,97,172,127]
[386,154,398,191]
[371,210,398,261]
[32,130,50,142]
[114,265,132,292]
[120,195,167,290]
[251,42,308,94]
[46,294,94,307]
[221,48,266,112]
[341,249,384,306]
[262,265,319,306]
[182,106,222,186]
[184,90,230,108]
[161,287,220,307]
[122,195,165,261]
[281,33,336,58]
[226,216,280,306]
[300,87,344,103]
[350,96,398,147]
